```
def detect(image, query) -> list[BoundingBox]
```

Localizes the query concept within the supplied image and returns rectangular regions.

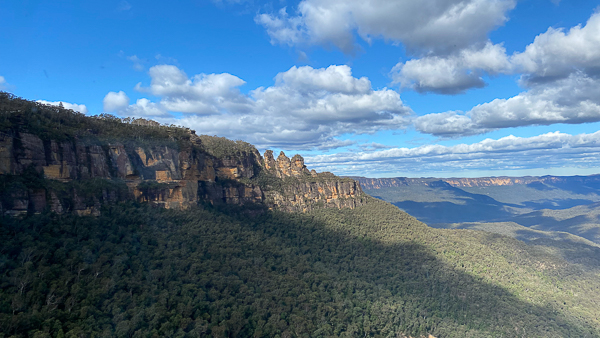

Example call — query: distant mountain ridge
[352,174,600,189]
[354,173,600,246]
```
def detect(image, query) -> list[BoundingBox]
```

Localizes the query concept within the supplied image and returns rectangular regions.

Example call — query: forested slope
[2,198,599,337]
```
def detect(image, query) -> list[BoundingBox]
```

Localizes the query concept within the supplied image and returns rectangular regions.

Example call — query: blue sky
[2,0,600,177]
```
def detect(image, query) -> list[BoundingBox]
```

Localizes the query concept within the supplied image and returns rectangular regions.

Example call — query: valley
[2,93,600,337]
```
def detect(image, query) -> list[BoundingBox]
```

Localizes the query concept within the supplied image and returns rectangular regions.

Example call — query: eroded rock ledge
[261,150,365,212]
[0,131,364,216]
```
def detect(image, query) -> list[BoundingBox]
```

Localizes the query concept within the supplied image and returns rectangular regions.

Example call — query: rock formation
[260,150,365,212]
[0,110,365,216]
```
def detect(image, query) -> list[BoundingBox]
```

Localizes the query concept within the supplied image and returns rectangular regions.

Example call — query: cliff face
[0,129,265,215]
[261,150,365,212]
[267,180,365,212]
[0,122,364,216]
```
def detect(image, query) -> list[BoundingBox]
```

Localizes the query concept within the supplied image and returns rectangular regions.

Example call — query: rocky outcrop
[266,180,365,212]
[263,150,311,178]
[261,151,366,212]
[0,128,365,216]
[199,182,263,206]
[0,128,263,214]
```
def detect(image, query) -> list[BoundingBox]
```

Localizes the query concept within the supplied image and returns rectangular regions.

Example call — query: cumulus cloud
[124,98,169,117]
[391,7,600,94]
[37,100,88,114]
[251,65,409,126]
[415,111,485,137]
[135,65,253,115]
[256,0,515,54]
[109,64,412,150]
[412,10,600,135]
[511,10,600,85]
[103,91,130,113]
[392,42,511,94]
[0,76,7,90]
[415,73,600,137]
[306,131,600,176]
[275,65,371,94]
[256,8,306,47]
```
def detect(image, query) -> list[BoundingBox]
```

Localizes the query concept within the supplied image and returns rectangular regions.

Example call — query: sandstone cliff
[0,92,365,216]
[261,150,365,212]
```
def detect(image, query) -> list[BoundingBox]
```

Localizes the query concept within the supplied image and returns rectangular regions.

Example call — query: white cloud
[111,64,412,150]
[251,65,409,126]
[306,131,600,176]
[256,8,306,47]
[255,2,599,98]
[118,51,146,71]
[127,55,144,71]
[469,73,600,128]
[391,8,600,94]
[392,42,511,94]
[155,54,178,65]
[124,98,169,117]
[411,10,600,135]
[103,91,130,113]
[37,100,88,114]
[357,142,392,151]
[0,76,7,90]
[135,65,252,115]
[256,0,516,54]
[415,111,484,137]
[511,10,600,85]
[275,65,371,94]
[416,72,600,137]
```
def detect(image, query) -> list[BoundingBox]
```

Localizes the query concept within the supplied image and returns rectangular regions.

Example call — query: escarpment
[260,150,365,212]
[0,92,365,216]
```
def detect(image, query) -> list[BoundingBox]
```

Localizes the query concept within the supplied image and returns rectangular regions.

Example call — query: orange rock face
[0,129,365,216]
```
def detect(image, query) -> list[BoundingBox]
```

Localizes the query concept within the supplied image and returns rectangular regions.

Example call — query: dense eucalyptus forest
[2,199,600,337]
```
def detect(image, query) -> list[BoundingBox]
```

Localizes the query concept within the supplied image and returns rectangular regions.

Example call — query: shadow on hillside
[3,202,598,337]
[520,198,597,210]
[526,181,554,191]
[371,181,599,225]
[518,233,600,271]
[513,212,600,244]
[389,183,519,224]
[393,200,514,224]
[206,203,597,337]
[548,180,600,196]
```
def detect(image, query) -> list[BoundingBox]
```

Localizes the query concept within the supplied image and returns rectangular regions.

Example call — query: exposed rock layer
[0,129,365,216]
